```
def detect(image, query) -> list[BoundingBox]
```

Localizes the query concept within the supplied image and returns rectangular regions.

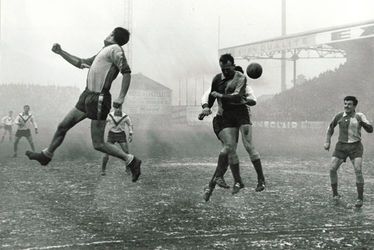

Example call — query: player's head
[219,54,236,79]
[343,96,358,113]
[234,65,244,74]
[105,27,130,46]
[113,103,123,116]
[23,105,30,113]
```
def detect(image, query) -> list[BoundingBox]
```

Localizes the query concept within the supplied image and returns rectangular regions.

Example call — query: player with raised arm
[26,27,141,182]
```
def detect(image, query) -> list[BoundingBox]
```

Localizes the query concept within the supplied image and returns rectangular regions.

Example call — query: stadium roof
[219,19,374,58]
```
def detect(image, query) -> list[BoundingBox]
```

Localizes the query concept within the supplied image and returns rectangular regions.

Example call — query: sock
[252,159,265,182]
[215,153,228,178]
[230,163,241,183]
[125,154,135,167]
[331,183,338,196]
[356,183,364,200]
[208,179,216,189]
[42,148,53,159]
[102,156,109,172]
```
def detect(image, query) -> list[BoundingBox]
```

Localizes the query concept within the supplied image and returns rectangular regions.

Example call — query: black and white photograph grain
[1,0,374,249]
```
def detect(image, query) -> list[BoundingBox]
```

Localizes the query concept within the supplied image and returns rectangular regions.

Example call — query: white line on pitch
[20,240,124,250]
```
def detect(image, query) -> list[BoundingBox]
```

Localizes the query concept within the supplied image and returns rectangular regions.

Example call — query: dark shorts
[333,141,363,161]
[221,106,251,129]
[15,129,31,138]
[213,115,224,140]
[75,89,111,120]
[4,125,12,131]
[107,131,127,144]
[212,115,240,143]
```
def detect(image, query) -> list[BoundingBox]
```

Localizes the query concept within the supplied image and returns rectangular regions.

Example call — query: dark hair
[219,54,235,65]
[113,27,130,46]
[344,96,358,106]
[234,65,244,73]
[24,105,30,109]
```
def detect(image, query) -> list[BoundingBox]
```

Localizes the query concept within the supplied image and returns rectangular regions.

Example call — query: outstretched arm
[52,43,94,69]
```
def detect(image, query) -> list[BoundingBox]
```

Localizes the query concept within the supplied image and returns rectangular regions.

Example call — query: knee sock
[230,163,241,183]
[356,183,364,200]
[331,183,338,196]
[102,156,109,172]
[215,153,228,178]
[252,159,265,182]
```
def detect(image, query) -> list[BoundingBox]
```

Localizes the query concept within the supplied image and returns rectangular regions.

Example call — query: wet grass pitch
[1,155,374,249]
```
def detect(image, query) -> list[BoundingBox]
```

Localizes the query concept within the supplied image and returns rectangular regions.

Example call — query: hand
[128,133,133,143]
[210,91,222,98]
[323,142,330,151]
[51,43,62,54]
[355,113,363,124]
[202,107,211,116]
[35,128,38,134]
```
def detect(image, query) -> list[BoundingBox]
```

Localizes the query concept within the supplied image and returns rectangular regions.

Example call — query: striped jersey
[14,113,37,130]
[106,111,132,134]
[79,44,131,93]
[201,84,256,116]
[327,112,371,143]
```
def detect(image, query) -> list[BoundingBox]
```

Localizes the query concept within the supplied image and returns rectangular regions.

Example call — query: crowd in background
[254,60,374,121]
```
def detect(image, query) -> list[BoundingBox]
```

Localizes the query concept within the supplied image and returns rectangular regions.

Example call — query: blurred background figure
[1,110,14,142]
[13,105,38,157]
[101,103,134,176]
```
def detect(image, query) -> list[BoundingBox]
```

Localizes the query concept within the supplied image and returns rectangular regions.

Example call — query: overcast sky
[1,0,373,101]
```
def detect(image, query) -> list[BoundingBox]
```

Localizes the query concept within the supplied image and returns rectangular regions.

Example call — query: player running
[101,103,133,176]
[324,96,373,208]
[26,27,141,182]
[13,105,38,157]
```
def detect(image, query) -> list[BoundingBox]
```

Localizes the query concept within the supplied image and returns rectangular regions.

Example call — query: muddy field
[1,149,374,249]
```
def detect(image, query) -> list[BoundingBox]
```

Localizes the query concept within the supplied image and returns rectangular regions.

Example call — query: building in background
[112,73,172,115]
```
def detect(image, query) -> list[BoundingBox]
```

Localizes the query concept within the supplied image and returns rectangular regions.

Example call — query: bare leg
[91,120,141,182]
[13,136,21,157]
[219,127,242,194]
[25,135,35,151]
[118,142,129,154]
[240,124,265,191]
[351,157,364,204]
[329,157,344,196]
[91,120,133,163]
[26,108,87,165]
[47,108,87,154]
[1,129,5,142]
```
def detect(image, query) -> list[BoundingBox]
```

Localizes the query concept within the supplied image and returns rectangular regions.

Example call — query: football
[246,63,263,79]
